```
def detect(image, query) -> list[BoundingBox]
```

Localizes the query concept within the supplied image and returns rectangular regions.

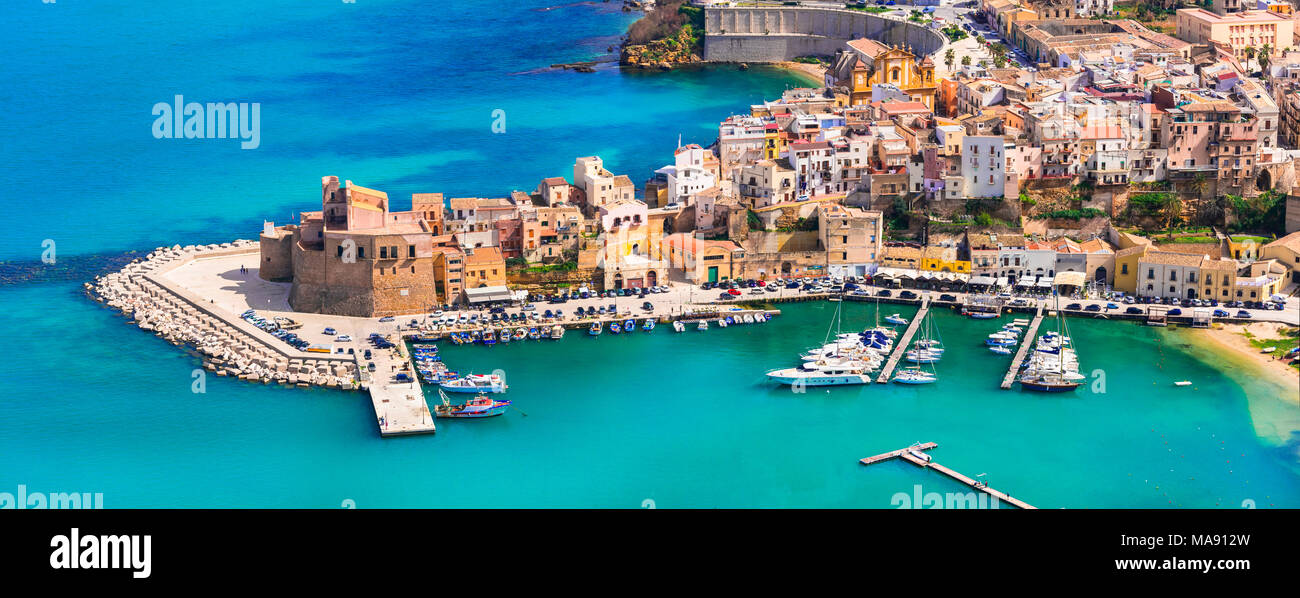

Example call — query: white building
[654,144,717,206]
[963,135,1007,199]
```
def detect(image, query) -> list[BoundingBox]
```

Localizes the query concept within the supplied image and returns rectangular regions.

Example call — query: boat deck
[875,296,929,383]
[1000,301,1045,390]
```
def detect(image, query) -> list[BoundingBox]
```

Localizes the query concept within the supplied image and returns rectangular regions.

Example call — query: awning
[1053,271,1086,287]
[970,275,996,285]
[996,276,1010,287]
[464,285,514,304]
[1034,279,1053,288]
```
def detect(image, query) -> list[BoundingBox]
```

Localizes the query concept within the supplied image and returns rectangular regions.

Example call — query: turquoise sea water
[1,1,1297,508]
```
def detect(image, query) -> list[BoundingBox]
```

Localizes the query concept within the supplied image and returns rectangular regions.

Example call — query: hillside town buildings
[254,13,1300,315]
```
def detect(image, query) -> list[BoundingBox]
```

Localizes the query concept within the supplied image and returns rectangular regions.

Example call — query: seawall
[704,6,945,63]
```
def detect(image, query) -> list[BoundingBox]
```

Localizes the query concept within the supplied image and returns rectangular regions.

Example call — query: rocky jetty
[87,241,361,390]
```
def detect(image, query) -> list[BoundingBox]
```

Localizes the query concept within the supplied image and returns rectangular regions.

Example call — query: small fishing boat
[439,373,507,393]
[905,349,942,363]
[528,327,541,340]
[1261,346,1277,353]
[623,319,635,333]
[499,328,512,343]
[755,313,767,322]
[884,314,908,325]
[642,319,655,332]
[588,322,601,336]
[513,328,527,341]
[1173,380,1192,387]
[434,390,511,418]
[743,314,755,324]
[483,329,496,346]
[697,320,708,331]
[969,312,998,320]
[989,345,1012,355]
[718,318,728,328]
[609,321,622,334]
[550,325,565,340]
[673,321,686,332]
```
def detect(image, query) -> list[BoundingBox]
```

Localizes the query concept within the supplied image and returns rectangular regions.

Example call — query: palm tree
[1192,172,1208,202]
[961,55,972,67]
[1200,194,1228,226]
[1160,194,1184,229]
[1242,45,1257,72]
[1259,43,1272,73]
[945,48,955,70]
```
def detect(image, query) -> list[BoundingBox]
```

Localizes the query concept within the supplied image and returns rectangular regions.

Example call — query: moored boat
[892,367,937,384]
[439,373,507,393]
[434,390,510,418]
[672,320,686,332]
[884,314,908,325]
[588,322,602,336]
[550,325,565,339]
[642,319,655,331]
[697,320,708,331]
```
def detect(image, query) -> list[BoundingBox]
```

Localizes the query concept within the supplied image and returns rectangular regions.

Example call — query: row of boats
[410,342,512,418]
[764,295,1086,391]
[588,312,771,335]
[588,318,656,335]
[765,299,940,386]
[447,325,565,345]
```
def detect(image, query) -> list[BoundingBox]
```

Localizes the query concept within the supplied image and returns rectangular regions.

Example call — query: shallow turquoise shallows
[1,1,1297,508]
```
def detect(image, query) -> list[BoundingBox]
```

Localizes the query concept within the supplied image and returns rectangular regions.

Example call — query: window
[1121,264,1128,275]
[380,246,388,259]
[408,245,415,258]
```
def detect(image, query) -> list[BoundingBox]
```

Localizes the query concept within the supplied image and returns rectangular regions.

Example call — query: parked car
[642,301,653,311]
[877,289,892,297]
[1065,303,1082,311]
[1236,310,1252,318]
[1213,309,1230,318]
[1168,308,1182,316]
[939,294,957,302]
[1125,307,1143,314]
[899,290,918,299]
[1084,304,1102,312]
[727,288,742,296]
[718,292,733,300]
[378,316,394,323]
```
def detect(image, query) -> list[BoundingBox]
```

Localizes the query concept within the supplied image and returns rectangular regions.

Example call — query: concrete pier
[364,342,435,437]
[875,296,929,384]
[1000,301,1044,390]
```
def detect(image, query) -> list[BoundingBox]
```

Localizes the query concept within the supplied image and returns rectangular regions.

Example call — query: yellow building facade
[844,40,937,111]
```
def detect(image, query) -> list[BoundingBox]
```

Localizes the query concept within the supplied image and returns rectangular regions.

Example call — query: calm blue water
[3,0,807,260]
[1,1,1297,508]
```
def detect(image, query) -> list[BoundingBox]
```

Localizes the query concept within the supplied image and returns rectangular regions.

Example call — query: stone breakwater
[87,241,361,390]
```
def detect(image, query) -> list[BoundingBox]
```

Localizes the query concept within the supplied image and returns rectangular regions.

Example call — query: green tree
[1160,194,1184,229]
[1192,172,1209,202]
[1259,43,1272,73]
[1243,45,1257,71]
[961,55,972,67]
[945,48,955,70]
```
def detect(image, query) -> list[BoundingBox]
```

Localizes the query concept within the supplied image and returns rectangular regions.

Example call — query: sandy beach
[1201,322,1300,402]
[775,61,827,87]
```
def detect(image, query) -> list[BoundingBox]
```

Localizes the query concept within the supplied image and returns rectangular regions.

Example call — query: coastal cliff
[620,0,704,70]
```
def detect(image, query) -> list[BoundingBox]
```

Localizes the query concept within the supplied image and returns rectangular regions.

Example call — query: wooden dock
[875,296,929,383]
[999,301,1045,390]
[859,442,938,465]
[860,442,1036,509]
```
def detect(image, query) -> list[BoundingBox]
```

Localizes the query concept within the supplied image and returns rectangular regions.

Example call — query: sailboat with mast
[1017,293,1084,392]
[767,299,877,386]
[894,309,938,384]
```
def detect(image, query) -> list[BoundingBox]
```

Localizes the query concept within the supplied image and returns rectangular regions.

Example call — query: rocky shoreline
[87,241,362,391]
